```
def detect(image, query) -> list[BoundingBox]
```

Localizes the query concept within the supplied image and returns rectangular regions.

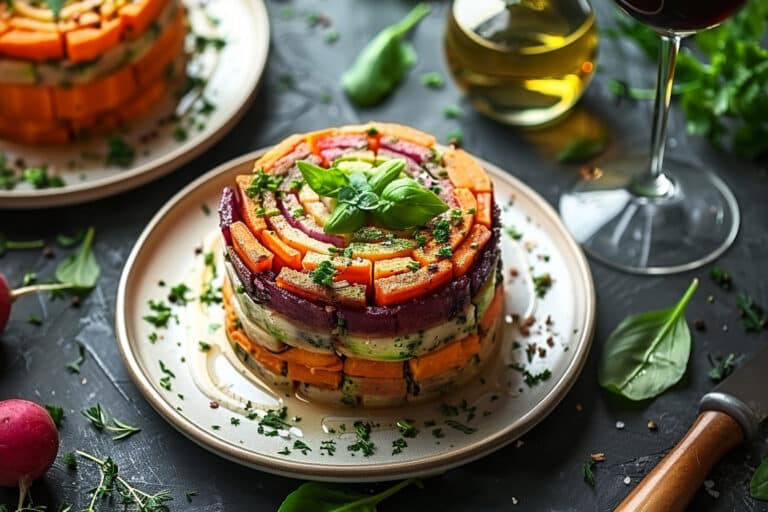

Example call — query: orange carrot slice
[373,257,419,279]
[230,329,285,376]
[120,0,170,37]
[0,116,69,144]
[116,79,166,123]
[344,358,404,379]
[0,83,55,121]
[132,8,185,87]
[54,64,137,119]
[0,29,63,61]
[461,334,481,360]
[278,348,342,370]
[260,229,302,271]
[480,286,504,333]
[476,192,493,228]
[302,251,372,287]
[230,221,274,273]
[287,362,341,389]
[65,16,123,63]
[451,224,491,277]
[408,338,465,381]
[275,267,367,308]
[443,147,492,193]
[234,175,267,234]
[374,260,452,306]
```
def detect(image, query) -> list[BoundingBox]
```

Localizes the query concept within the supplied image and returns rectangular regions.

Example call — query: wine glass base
[559,158,740,275]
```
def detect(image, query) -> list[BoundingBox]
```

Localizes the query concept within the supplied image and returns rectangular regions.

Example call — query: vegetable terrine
[0,0,186,144]
[218,122,503,407]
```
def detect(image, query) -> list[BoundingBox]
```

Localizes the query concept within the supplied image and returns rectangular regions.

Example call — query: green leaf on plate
[297,160,349,197]
[751,458,768,500]
[367,159,405,195]
[558,136,608,164]
[55,227,100,291]
[341,4,430,107]
[278,479,419,512]
[598,279,698,401]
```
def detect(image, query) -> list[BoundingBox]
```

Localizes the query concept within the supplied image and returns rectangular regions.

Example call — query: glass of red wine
[559,0,745,274]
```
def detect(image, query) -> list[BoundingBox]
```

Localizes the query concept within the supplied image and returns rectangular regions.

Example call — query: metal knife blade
[700,346,768,440]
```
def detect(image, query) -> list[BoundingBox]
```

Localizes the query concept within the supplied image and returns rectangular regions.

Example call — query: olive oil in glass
[444,0,598,126]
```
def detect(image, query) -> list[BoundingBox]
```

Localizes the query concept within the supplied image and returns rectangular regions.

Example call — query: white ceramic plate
[0,0,269,209]
[115,150,596,482]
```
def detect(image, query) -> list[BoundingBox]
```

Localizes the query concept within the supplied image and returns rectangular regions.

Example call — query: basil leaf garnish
[324,203,366,234]
[368,159,405,194]
[376,178,449,229]
[297,160,349,197]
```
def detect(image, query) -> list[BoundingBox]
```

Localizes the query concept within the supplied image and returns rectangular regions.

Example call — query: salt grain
[505,314,514,325]
[623,476,631,485]
[616,421,625,430]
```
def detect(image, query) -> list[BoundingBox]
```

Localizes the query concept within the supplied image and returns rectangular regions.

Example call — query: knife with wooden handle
[615,347,768,512]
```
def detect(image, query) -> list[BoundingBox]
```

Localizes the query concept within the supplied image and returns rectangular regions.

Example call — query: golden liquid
[445,0,599,127]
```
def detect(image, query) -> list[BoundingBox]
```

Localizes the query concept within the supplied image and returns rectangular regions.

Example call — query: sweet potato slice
[443,147,492,193]
[230,221,274,273]
[374,260,452,306]
[230,329,285,376]
[267,214,334,256]
[302,251,372,287]
[451,224,491,277]
[0,29,63,61]
[460,334,481,359]
[287,362,341,389]
[234,175,267,234]
[475,192,493,228]
[278,348,342,370]
[0,115,69,144]
[408,338,465,381]
[260,229,302,271]
[54,64,137,119]
[0,83,55,121]
[120,0,170,37]
[132,8,185,86]
[373,257,419,279]
[275,267,367,308]
[65,16,124,63]
[344,358,404,379]
[116,79,167,122]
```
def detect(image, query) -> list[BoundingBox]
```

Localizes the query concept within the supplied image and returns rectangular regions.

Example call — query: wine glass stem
[633,35,681,198]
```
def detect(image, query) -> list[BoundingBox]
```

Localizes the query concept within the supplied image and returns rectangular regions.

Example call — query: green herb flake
[443,105,463,119]
[22,271,36,286]
[708,353,737,382]
[168,282,192,305]
[27,314,42,326]
[311,260,337,287]
[65,342,86,374]
[583,459,596,487]
[106,136,135,168]
[736,292,768,331]
[437,245,453,258]
[558,136,608,164]
[45,404,65,428]
[420,72,445,89]
[709,266,732,289]
[391,438,408,455]
[246,169,284,197]
[293,439,312,455]
[347,420,376,457]
[396,419,419,438]
[505,226,523,241]
[444,419,476,435]
[143,300,173,328]
[62,451,77,470]
[533,273,553,298]
[199,341,212,352]
[320,440,336,456]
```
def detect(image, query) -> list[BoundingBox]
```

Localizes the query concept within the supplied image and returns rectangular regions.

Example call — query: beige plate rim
[0,0,269,210]
[115,149,596,481]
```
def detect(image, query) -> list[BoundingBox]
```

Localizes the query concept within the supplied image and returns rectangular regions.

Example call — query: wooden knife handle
[614,410,743,512]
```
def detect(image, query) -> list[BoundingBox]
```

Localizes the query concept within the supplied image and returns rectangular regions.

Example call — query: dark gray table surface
[2,1,767,510]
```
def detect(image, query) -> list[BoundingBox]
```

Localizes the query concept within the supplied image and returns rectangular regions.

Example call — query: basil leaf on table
[751,458,768,501]
[341,3,430,107]
[375,178,449,230]
[55,226,100,290]
[598,279,698,401]
[368,159,405,194]
[297,160,349,197]
[278,479,419,512]
[558,136,608,164]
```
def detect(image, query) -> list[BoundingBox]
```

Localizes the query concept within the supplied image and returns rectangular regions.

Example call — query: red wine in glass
[615,0,747,33]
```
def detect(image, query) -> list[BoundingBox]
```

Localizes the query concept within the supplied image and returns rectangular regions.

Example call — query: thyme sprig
[81,404,141,441]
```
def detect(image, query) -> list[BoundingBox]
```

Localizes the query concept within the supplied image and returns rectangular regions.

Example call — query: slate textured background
[1,0,767,510]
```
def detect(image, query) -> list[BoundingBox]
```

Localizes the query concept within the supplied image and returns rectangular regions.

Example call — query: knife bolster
[700,391,760,440]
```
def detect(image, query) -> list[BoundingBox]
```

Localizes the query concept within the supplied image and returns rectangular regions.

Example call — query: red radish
[0,399,60,508]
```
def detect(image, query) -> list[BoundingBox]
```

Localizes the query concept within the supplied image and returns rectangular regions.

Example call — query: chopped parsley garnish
[708,353,737,382]
[320,440,337,456]
[23,167,65,189]
[291,207,305,218]
[198,341,212,352]
[293,440,312,455]
[505,226,523,241]
[278,447,291,455]
[65,342,86,374]
[736,292,767,331]
[246,169,284,197]
[173,126,189,142]
[432,219,451,243]
[194,34,227,51]
[437,245,453,259]
[443,105,463,119]
[22,272,37,286]
[450,208,463,225]
[414,232,427,247]
[347,421,376,457]
[143,300,173,328]
[440,403,459,417]
[230,417,240,426]
[583,460,596,487]
[446,129,463,147]
[259,407,291,431]
[106,136,135,168]
[168,282,192,304]
[199,285,223,305]
[391,438,408,455]
[45,404,64,428]
[396,419,419,438]
[159,360,175,391]
[201,204,211,216]
[420,72,445,89]
[444,420,476,435]
[710,266,733,289]
[523,369,552,387]
[533,273,553,298]
[311,260,337,287]
[432,428,445,438]
[407,261,420,272]
[290,178,305,190]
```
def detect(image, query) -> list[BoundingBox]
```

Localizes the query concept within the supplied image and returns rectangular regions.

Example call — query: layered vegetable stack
[0,0,186,144]
[218,123,503,407]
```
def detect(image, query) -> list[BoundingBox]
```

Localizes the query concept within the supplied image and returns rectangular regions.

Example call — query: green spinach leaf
[598,279,698,401]
[55,227,100,290]
[341,4,430,107]
[278,479,419,512]
[752,458,768,501]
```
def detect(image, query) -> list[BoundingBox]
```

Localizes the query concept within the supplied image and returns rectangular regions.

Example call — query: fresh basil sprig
[341,3,430,107]
[297,158,447,233]
[278,479,420,512]
[598,279,698,401]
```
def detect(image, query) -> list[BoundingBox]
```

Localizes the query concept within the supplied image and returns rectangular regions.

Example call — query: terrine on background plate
[218,122,503,407]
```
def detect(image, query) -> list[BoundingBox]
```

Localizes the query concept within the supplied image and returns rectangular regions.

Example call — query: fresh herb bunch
[297,158,448,234]
[606,0,768,159]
